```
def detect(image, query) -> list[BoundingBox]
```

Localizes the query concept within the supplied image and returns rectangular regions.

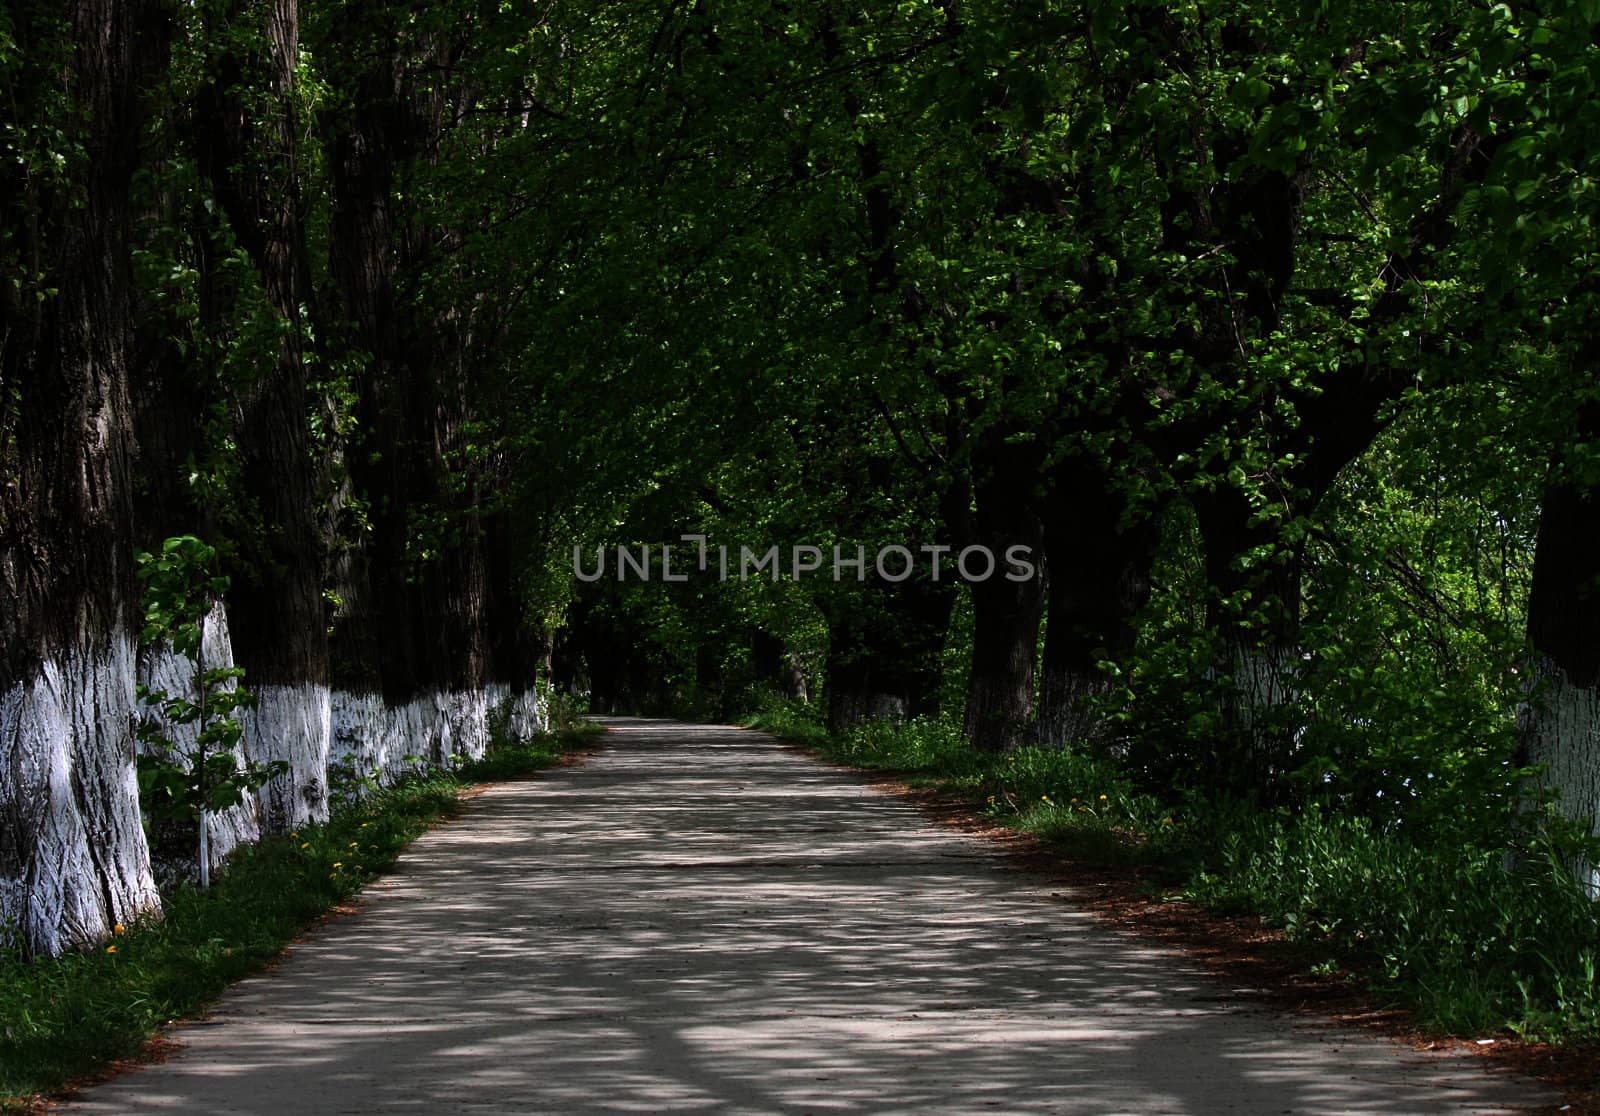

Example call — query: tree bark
[320,30,497,769]
[320,35,408,779]
[0,0,169,955]
[135,604,262,883]
[190,0,332,832]
[1193,485,1306,797]
[1521,397,1600,887]
[823,580,954,734]
[1036,463,1159,752]
[961,435,1047,753]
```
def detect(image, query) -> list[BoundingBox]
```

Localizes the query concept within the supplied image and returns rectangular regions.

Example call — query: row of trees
[547,1,1600,862]
[0,0,572,955]
[3,0,1598,953]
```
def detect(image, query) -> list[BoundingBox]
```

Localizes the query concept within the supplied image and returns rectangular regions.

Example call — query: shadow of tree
[69,719,1544,1114]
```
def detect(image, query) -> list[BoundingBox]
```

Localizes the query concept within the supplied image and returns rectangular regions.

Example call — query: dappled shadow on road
[70,719,1541,1114]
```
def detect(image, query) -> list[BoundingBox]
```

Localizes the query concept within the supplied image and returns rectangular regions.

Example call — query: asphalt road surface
[67,718,1549,1114]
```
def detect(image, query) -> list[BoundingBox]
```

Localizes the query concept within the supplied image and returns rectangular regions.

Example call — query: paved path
[71,719,1547,1114]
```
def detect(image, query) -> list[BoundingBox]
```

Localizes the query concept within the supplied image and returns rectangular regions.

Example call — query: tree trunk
[319,24,503,772]
[191,0,331,833]
[320,35,405,782]
[962,437,1047,753]
[0,0,168,955]
[1036,465,1159,752]
[1194,487,1305,797]
[752,630,811,704]
[823,579,954,733]
[135,604,262,882]
[1521,398,1600,889]
[482,504,549,739]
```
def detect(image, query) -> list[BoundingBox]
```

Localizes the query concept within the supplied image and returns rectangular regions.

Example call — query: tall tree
[0,0,169,954]
[189,0,332,831]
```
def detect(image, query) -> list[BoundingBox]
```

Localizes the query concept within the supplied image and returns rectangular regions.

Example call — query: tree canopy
[3,0,1600,1007]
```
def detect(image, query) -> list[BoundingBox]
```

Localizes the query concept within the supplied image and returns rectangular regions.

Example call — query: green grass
[744,704,830,748]
[0,723,599,1109]
[458,721,598,782]
[749,703,1600,1043]
[1182,806,1600,1038]
[750,709,1172,863]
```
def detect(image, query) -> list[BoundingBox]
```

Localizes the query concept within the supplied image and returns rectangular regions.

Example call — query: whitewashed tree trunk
[1520,661,1600,895]
[484,682,551,746]
[440,690,490,765]
[242,684,332,832]
[1219,638,1305,791]
[1520,415,1600,891]
[136,603,262,879]
[1036,667,1120,754]
[0,0,170,955]
[504,685,550,739]
[329,690,388,794]
[0,633,159,955]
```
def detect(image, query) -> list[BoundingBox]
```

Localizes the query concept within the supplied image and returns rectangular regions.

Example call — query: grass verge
[745,707,1600,1046]
[0,722,601,1110]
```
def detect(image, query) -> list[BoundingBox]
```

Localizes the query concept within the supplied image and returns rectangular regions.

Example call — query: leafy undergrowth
[746,706,1600,1044]
[0,723,599,1109]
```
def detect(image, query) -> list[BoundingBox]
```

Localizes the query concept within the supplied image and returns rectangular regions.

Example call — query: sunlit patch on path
[67,719,1548,1114]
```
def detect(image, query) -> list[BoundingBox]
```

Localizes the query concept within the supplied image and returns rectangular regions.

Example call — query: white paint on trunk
[328,690,389,793]
[486,683,550,742]
[1036,668,1119,754]
[1521,661,1600,894]
[1227,642,1299,719]
[1222,640,1304,770]
[136,603,261,879]
[0,627,548,954]
[437,690,490,766]
[331,686,540,793]
[0,630,159,955]
[242,683,331,833]
[382,697,437,781]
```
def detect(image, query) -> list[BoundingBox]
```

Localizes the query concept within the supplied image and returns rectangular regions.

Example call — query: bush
[793,713,1600,1042]
[1184,805,1600,1038]
[742,698,829,746]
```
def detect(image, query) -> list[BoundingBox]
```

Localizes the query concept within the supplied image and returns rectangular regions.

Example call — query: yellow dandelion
[106,945,116,954]
[113,922,125,935]
[300,842,309,850]
[332,861,343,869]
[1098,794,1108,801]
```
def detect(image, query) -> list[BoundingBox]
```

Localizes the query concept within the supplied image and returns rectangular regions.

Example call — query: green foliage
[0,771,461,1104]
[791,714,1600,1041]
[134,537,284,879]
[832,716,980,777]
[779,714,1165,860]
[743,699,830,749]
[1185,807,1600,1040]
[463,707,602,783]
[0,724,596,1106]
